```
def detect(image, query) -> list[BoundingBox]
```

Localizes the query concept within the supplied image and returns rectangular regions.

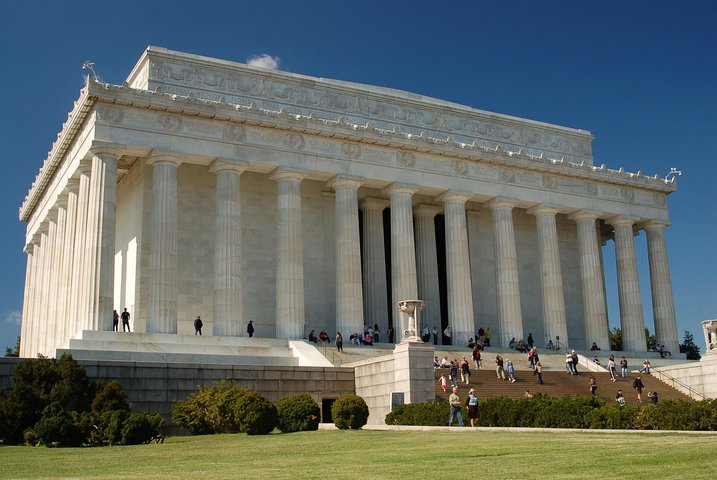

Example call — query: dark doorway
[321,398,336,423]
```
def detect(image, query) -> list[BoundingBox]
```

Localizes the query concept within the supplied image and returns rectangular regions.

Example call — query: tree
[679,331,701,360]
[644,328,657,352]
[609,327,622,351]
[4,336,20,357]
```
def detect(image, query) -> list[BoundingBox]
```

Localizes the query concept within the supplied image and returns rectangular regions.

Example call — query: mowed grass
[1,429,714,480]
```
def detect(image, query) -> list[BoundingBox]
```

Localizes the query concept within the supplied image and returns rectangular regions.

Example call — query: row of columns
[20,148,680,356]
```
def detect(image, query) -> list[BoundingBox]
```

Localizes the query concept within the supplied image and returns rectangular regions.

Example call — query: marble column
[385,184,418,340]
[147,153,181,334]
[48,202,67,352]
[643,220,679,353]
[487,198,523,347]
[70,163,91,338]
[331,177,364,338]
[360,197,389,341]
[84,146,120,332]
[528,205,568,347]
[40,219,56,355]
[32,233,48,357]
[569,211,609,350]
[608,215,646,352]
[58,179,80,343]
[441,193,474,346]
[271,170,305,339]
[413,204,442,341]
[20,241,36,357]
[210,160,247,337]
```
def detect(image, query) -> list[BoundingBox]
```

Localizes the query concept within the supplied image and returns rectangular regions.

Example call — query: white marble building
[19,47,679,358]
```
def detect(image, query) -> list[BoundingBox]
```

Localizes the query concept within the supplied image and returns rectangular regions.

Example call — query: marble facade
[19,47,679,358]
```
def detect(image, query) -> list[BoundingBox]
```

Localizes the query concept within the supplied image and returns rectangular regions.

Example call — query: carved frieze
[621,188,635,202]
[159,114,182,132]
[499,168,516,183]
[451,159,468,176]
[95,106,124,124]
[397,151,415,167]
[341,142,360,159]
[222,124,246,142]
[542,175,558,190]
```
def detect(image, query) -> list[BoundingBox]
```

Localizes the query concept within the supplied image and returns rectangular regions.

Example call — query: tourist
[421,326,431,342]
[477,326,485,345]
[647,391,659,404]
[495,354,506,381]
[373,323,380,344]
[449,361,459,387]
[431,326,438,345]
[509,337,518,350]
[308,330,318,343]
[615,389,626,406]
[484,328,492,347]
[443,325,452,345]
[466,388,479,427]
[440,374,448,392]
[472,346,482,370]
[640,359,651,374]
[633,375,645,402]
[592,356,602,366]
[247,320,254,338]
[589,375,597,397]
[112,310,119,332]
[571,350,579,375]
[524,390,534,399]
[362,332,373,346]
[434,356,440,368]
[620,356,628,378]
[590,342,601,351]
[335,331,343,352]
[658,344,672,358]
[533,361,543,385]
[506,358,516,383]
[387,326,394,343]
[546,339,555,351]
[607,355,617,382]
[319,328,330,344]
[448,387,464,427]
[121,308,131,333]
[460,357,471,385]
[440,356,450,368]
[565,352,574,374]
[349,331,360,346]
[367,325,374,343]
[467,337,476,349]
[194,315,203,335]
[527,333,534,348]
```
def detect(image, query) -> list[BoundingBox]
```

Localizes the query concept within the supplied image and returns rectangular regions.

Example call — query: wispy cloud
[3,310,21,325]
[247,54,280,70]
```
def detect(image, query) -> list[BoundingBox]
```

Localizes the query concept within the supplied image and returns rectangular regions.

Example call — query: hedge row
[386,394,717,431]
[0,354,164,446]
[172,382,368,435]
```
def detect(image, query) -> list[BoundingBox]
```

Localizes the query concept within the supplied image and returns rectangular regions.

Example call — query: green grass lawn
[1,430,714,479]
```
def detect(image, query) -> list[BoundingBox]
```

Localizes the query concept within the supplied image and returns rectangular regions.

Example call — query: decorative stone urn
[703,319,717,355]
[397,299,426,343]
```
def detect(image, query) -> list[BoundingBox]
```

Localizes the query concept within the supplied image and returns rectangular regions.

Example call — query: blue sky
[1,0,715,353]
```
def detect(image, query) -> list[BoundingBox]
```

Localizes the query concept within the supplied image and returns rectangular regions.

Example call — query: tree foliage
[331,394,369,430]
[172,380,248,435]
[275,393,320,433]
[4,336,20,357]
[680,330,702,360]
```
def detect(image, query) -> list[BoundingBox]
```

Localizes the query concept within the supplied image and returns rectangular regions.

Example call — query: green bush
[33,404,90,447]
[121,412,165,445]
[172,380,248,434]
[386,396,717,431]
[276,393,320,433]
[234,391,278,435]
[331,394,369,430]
[92,381,130,414]
[96,410,130,446]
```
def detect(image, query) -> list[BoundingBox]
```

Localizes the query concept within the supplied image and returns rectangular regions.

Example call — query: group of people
[308,323,391,353]
[112,308,132,332]
[565,350,580,375]
[448,386,480,427]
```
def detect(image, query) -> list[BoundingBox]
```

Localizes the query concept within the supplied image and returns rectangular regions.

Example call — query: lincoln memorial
[18,46,679,359]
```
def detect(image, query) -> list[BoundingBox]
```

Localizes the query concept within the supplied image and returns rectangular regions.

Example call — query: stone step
[67,338,295,357]
[57,348,301,366]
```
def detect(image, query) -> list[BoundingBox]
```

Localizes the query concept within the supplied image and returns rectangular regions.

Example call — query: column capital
[439,191,471,204]
[147,151,183,167]
[23,242,36,254]
[89,141,125,159]
[75,158,92,175]
[209,158,249,175]
[328,175,363,191]
[607,215,641,227]
[270,168,305,183]
[360,197,389,211]
[64,178,81,194]
[640,219,671,231]
[383,183,419,197]
[527,204,562,217]
[568,209,601,222]
[413,204,442,217]
[486,197,518,210]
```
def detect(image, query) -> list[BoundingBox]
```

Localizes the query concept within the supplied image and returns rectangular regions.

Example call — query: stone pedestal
[391,340,436,404]
[703,319,717,354]
[397,299,426,342]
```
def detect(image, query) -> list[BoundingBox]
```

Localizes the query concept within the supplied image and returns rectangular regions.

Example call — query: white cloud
[4,310,21,325]
[247,54,280,70]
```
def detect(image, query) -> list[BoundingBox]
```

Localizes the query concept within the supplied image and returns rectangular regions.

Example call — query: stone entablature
[20,78,674,232]
[128,47,594,166]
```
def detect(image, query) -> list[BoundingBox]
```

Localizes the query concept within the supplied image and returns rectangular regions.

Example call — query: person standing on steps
[589,375,598,397]
[112,310,119,332]
[247,320,255,338]
[194,316,203,335]
[335,331,343,353]
[633,375,645,402]
[466,388,479,427]
[121,308,131,332]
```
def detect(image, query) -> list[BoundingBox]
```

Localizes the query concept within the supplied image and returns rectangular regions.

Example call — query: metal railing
[652,369,707,401]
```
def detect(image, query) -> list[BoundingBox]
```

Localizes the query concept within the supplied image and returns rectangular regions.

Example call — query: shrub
[172,380,248,435]
[33,404,89,447]
[276,393,320,433]
[385,400,450,426]
[234,391,278,435]
[121,412,165,445]
[92,381,130,414]
[331,394,369,430]
[96,410,130,446]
